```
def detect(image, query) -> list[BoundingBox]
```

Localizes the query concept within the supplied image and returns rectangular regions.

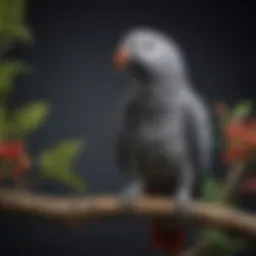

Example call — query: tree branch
[0,188,256,238]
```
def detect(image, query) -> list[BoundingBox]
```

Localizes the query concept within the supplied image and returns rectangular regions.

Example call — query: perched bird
[112,27,213,254]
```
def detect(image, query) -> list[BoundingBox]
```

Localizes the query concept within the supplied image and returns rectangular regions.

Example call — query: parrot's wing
[182,94,213,191]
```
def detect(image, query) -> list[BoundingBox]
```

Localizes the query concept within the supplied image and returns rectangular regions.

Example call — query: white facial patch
[120,28,185,74]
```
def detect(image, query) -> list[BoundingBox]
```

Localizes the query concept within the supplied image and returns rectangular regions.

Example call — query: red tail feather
[149,221,186,254]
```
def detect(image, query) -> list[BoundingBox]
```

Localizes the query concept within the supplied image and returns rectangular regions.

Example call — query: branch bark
[0,187,256,238]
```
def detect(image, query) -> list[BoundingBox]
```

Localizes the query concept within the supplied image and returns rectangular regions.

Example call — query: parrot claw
[120,181,143,210]
[174,190,192,218]
[120,193,138,211]
[120,195,136,210]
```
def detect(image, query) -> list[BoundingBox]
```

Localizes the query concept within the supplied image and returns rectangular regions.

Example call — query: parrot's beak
[112,47,131,71]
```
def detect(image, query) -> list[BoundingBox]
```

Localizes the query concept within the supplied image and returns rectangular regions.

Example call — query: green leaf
[51,169,87,192]
[0,0,9,29]
[13,101,50,136]
[231,101,254,121]
[51,140,84,164]
[39,140,84,174]
[203,229,245,256]
[0,0,31,44]
[8,0,28,25]
[66,172,87,192]
[38,139,87,192]
[202,179,224,202]
[7,24,32,43]
[0,61,28,98]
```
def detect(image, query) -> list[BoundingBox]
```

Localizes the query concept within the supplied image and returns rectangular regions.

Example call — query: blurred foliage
[11,101,50,138]
[0,61,28,99]
[230,101,254,122]
[0,0,31,45]
[39,140,87,192]
[201,179,247,255]
[200,100,255,256]
[202,179,224,203]
[215,101,255,165]
[0,0,87,192]
[202,229,246,256]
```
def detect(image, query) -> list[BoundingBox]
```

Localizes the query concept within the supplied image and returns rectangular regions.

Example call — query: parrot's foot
[120,181,144,210]
[174,190,192,219]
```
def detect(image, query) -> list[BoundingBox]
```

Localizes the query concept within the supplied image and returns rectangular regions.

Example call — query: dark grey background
[0,1,255,255]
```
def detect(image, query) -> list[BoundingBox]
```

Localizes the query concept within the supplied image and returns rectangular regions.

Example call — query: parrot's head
[113,27,186,82]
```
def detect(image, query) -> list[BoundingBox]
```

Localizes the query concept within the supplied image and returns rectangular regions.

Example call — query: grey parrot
[112,27,213,254]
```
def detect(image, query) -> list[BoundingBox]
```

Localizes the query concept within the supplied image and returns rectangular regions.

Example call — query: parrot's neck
[129,63,192,110]
[136,75,189,108]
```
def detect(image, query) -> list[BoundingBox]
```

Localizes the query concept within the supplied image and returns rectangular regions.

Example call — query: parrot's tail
[149,220,186,255]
